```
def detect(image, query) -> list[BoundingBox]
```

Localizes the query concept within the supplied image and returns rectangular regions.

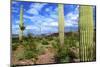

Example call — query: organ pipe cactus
[79,5,94,61]
[58,4,64,46]
[19,5,25,41]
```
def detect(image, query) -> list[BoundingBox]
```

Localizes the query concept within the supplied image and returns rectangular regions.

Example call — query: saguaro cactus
[19,5,25,41]
[58,4,64,46]
[79,6,94,61]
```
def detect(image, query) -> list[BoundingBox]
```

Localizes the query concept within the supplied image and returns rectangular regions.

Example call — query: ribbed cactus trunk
[19,5,24,41]
[79,6,94,61]
[58,4,64,46]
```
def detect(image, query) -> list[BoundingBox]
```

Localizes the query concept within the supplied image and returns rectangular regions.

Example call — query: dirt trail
[12,45,56,65]
[35,47,55,64]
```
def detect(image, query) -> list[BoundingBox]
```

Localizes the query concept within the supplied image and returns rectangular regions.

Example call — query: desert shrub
[52,35,79,63]
[37,45,46,55]
[52,42,70,63]
[14,38,39,60]
[68,47,79,62]
[42,39,49,45]
[24,50,35,59]
[55,45,70,63]
[53,37,59,42]
[52,41,59,49]
[64,35,79,61]
[47,37,53,41]
[22,38,37,49]
[15,46,39,60]
[15,49,25,60]
[12,38,19,43]
[12,43,19,51]
[64,35,79,48]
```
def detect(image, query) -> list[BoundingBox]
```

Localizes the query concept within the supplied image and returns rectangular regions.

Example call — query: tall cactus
[58,4,64,46]
[79,5,94,61]
[19,5,25,41]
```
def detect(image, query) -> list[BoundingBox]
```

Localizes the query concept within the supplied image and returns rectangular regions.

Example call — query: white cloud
[41,26,58,33]
[65,22,75,27]
[24,15,32,19]
[50,14,58,19]
[12,1,18,4]
[45,7,58,19]
[30,3,47,10]
[44,17,54,22]
[42,21,57,27]
[45,8,50,12]
[49,22,58,26]
[15,20,19,24]
[24,14,57,26]
[12,25,19,29]
[64,6,79,27]
[12,9,18,13]
[12,7,19,13]
[12,4,80,35]
[65,18,78,27]
[45,6,53,12]
[24,15,44,23]
[27,3,47,15]
[65,12,78,20]
[12,28,19,34]
[26,25,39,30]
[27,8,39,15]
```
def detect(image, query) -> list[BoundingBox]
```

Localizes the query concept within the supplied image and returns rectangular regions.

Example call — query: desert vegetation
[12,32,80,65]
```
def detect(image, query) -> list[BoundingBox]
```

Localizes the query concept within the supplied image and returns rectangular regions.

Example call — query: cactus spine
[79,6,94,61]
[19,5,25,41]
[58,4,64,46]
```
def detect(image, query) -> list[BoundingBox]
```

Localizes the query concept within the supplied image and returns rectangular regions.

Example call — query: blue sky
[11,1,95,35]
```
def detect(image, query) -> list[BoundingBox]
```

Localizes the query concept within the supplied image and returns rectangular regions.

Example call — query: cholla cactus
[79,5,94,61]
[58,4,64,46]
[19,5,25,41]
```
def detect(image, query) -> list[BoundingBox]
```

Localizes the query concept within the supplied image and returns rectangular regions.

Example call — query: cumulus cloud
[12,1,18,4]
[42,21,58,27]
[12,2,79,35]
[26,25,39,30]
[64,5,79,27]
[27,3,47,15]
[23,5,79,34]
[66,12,78,20]
[30,3,47,10]
[12,24,19,29]
[12,6,19,13]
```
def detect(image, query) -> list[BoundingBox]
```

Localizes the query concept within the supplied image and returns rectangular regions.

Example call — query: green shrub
[24,50,35,59]
[55,46,70,63]
[52,42,70,63]
[52,42,59,49]
[36,45,46,55]
[47,37,53,41]
[15,49,25,60]
[42,40,49,45]
[12,43,18,51]
[15,48,38,60]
